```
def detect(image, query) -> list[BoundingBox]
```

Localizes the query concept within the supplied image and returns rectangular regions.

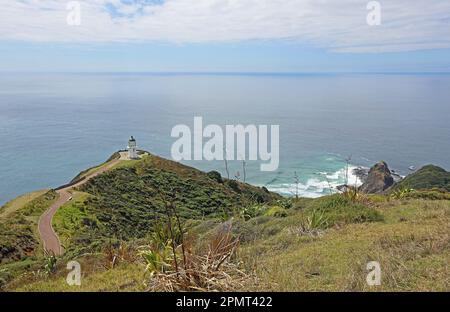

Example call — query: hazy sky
[1,0,450,72]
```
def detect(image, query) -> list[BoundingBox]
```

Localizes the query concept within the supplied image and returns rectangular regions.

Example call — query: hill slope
[52,153,280,257]
[7,194,450,292]
[0,152,279,287]
[395,165,450,191]
[1,155,449,292]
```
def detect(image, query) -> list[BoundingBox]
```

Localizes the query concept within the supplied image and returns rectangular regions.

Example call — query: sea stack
[359,161,394,194]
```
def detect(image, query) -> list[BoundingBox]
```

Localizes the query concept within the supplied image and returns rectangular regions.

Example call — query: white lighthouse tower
[128,136,138,159]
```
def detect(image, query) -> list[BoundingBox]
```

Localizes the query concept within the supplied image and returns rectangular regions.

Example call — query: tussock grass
[143,246,252,291]
[242,198,450,291]
[5,196,450,292]
[140,218,255,292]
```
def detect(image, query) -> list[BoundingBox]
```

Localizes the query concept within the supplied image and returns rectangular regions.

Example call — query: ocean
[1,73,449,205]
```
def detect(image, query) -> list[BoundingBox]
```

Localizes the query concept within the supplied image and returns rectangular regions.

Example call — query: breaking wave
[264,165,364,198]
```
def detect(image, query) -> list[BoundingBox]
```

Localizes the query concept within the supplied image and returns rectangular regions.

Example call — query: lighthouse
[128,136,138,159]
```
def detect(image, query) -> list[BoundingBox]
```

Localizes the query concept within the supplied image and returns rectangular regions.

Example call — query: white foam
[263,165,364,198]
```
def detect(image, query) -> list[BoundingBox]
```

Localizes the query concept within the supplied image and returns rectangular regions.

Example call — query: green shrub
[306,194,383,227]
[226,180,240,192]
[276,198,293,209]
[304,209,329,229]
[264,206,288,218]
[390,188,415,200]
[207,171,223,184]
[139,240,174,277]
[289,209,329,237]
[43,254,58,275]
[237,204,268,221]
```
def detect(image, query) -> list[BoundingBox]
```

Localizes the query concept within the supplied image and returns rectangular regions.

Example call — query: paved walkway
[38,156,125,256]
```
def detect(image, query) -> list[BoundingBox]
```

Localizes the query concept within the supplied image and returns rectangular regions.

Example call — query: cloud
[1,0,449,53]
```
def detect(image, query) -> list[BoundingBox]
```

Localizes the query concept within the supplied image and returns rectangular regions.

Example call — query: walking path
[38,153,128,256]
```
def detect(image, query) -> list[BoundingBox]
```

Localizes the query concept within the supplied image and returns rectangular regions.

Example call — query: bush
[276,198,293,209]
[236,204,268,221]
[264,206,288,218]
[207,171,223,184]
[306,194,383,227]
[226,180,240,193]
[140,221,252,291]
[43,253,58,275]
[390,188,415,200]
[289,209,328,237]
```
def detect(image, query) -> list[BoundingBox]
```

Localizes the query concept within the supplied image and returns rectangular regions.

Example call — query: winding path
[38,153,128,256]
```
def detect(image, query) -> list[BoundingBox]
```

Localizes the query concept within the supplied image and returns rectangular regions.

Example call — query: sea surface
[1,73,450,205]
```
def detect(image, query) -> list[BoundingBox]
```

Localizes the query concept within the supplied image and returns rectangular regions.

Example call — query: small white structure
[127,136,138,159]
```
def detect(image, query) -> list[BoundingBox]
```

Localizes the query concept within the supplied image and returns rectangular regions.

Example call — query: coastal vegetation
[0,153,449,291]
[0,190,49,220]
[393,165,450,192]
[0,190,59,287]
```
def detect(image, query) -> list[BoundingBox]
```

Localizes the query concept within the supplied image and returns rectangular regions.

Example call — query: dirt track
[38,157,123,256]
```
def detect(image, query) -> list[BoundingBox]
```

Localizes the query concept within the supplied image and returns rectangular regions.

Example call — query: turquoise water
[1,73,450,204]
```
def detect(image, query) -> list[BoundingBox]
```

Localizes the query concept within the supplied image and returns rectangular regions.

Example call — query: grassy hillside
[0,152,278,289]
[69,151,122,184]
[239,198,450,291]
[0,190,49,220]
[7,193,449,292]
[52,153,280,259]
[1,154,449,292]
[0,190,58,261]
[0,190,59,287]
[395,165,450,192]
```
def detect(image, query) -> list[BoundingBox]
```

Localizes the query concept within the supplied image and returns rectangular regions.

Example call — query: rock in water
[359,161,394,194]
[353,167,369,183]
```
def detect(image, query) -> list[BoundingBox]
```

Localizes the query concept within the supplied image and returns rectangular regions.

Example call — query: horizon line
[2,71,450,76]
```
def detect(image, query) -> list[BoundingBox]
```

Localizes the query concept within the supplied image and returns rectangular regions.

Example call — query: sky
[0,0,450,73]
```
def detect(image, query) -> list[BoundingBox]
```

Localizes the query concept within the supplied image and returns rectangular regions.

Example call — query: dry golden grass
[242,199,450,291]
[142,221,256,292]
[0,190,49,219]
[6,197,450,292]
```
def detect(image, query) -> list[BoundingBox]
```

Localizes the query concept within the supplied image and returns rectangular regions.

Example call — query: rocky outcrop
[353,167,369,183]
[359,161,394,194]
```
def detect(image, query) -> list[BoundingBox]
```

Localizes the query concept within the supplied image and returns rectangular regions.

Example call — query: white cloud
[0,0,449,53]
